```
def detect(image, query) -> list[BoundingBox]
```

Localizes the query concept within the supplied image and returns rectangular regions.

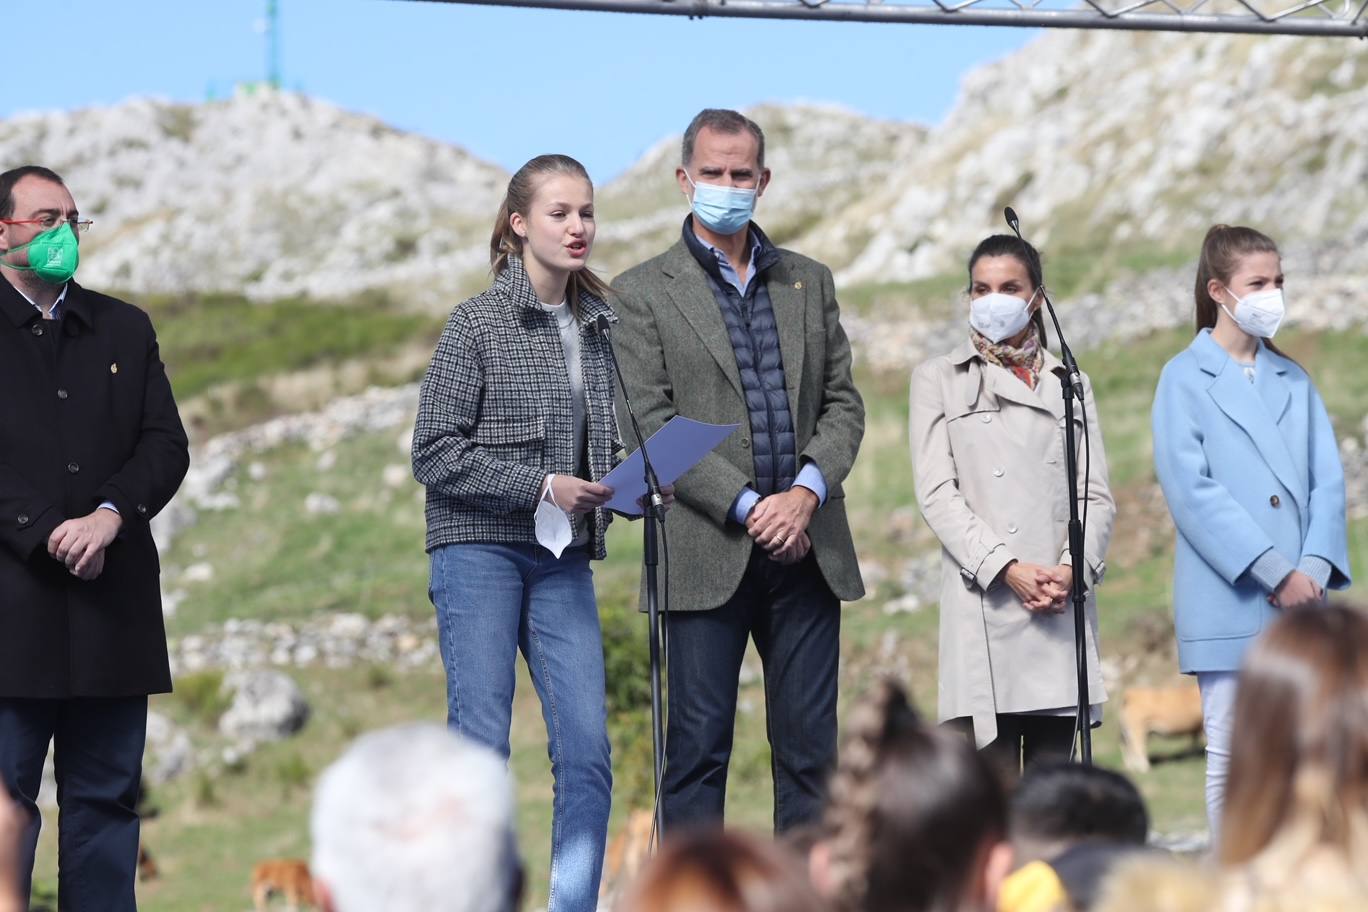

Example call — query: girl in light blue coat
[1152,224,1351,835]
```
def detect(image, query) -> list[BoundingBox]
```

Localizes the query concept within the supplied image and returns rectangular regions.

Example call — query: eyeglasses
[0,216,93,234]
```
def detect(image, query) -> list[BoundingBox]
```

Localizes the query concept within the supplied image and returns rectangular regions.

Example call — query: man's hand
[48,509,122,579]
[73,550,105,582]
[746,487,819,554]
[767,531,811,565]
[1271,570,1324,611]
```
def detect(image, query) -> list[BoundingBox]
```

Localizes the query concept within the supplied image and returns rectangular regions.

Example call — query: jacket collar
[1189,327,1289,377]
[652,224,804,405]
[493,255,612,325]
[950,333,1067,415]
[1191,327,1293,426]
[0,274,94,328]
[655,236,747,398]
[1191,329,1304,506]
[674,216,781,288]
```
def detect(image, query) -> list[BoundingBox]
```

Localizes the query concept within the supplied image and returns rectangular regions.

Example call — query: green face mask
[2,222,80,285]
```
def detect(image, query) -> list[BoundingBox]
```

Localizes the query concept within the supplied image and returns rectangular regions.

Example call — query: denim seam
[525,599,565,909]
[433,566,465,732]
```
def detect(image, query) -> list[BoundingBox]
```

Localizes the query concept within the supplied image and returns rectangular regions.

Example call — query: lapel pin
[794,281,803,290]
[110,363,119,374]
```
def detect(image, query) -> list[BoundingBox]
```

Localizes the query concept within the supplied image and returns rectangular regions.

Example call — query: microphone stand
[1005,209,1094,765]
[596,315,669,841]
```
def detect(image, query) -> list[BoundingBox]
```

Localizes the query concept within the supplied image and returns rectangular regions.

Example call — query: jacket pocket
[473,417,546,464]
[1175,593,1263,642]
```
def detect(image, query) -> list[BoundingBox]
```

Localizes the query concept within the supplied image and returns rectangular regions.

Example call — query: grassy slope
[141,291,432,402]
[31,309,1368,909]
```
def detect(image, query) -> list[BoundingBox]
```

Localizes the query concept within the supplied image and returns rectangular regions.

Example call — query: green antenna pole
[267,0,281,89]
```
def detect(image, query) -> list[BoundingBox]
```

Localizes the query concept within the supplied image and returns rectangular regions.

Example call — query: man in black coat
[0,166,189,909]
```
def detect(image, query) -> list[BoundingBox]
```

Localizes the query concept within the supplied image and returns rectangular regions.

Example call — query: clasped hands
[1269,570,1324,611]
[46,508,122,581]
[1004,561,1075,615]
[747,487,819,566]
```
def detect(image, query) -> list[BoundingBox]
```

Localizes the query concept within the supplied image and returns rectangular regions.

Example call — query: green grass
[1043,245,1194,301]
[161,429,429,637]
[135,290,435,402]
[840,274,967,323]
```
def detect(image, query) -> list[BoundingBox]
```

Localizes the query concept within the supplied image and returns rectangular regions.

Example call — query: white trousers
[1197,670,1240,843]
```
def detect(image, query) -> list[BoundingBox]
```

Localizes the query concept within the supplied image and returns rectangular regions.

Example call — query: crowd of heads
[280,602,1368,912]
[0,595,1300,910]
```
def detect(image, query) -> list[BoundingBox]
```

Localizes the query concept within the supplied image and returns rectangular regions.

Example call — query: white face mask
[1221,286,1285,339]
[969,289,1037,344]
[534,496,573,558]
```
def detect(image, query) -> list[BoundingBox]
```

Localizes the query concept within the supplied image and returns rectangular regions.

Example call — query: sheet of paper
[602,417,740,516]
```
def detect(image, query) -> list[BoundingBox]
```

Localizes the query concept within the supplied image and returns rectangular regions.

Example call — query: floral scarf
[971,325,1044,390]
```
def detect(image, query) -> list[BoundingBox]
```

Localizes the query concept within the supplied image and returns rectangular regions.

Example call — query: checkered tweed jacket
[412,256,620,559]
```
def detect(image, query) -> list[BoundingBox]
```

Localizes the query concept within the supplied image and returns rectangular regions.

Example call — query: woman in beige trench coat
[908,234,1116,774]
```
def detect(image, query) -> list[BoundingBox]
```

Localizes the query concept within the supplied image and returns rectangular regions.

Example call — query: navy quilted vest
[683,221,796,497]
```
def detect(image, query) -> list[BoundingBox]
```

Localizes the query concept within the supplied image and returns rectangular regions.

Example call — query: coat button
[137,504,149,516]
[1270,495,1280,508]
[17,513,29,526]
[1008,524,1019,534]
[740,437,751,449]
[993,467,1005,477]
[67,462,80,474]
[30,324,43,336]
[56,388,69,400]
[980,414,993,423]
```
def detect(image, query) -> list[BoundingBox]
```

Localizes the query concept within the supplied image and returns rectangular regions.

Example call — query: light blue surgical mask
[684,171,756,236]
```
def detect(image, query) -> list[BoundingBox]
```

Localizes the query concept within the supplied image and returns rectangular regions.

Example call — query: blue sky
[22,0,1033,181]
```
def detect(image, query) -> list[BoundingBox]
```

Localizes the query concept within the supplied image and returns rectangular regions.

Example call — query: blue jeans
[429,543,611,912]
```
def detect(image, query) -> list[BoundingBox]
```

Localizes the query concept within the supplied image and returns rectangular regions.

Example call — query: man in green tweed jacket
[611,108,865,832]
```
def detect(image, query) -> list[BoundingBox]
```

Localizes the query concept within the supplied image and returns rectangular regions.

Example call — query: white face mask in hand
[1221,286,1285,339]
[534,486,574,558]
[969,289,1038,344]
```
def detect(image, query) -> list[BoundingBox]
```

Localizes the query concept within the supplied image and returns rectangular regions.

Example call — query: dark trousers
[662,546,840,833]
[0,696,148,912]
[948,713,1076,779]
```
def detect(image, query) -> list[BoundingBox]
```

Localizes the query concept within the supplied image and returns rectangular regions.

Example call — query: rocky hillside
[0,92,507,303]
[806,31,1368,285]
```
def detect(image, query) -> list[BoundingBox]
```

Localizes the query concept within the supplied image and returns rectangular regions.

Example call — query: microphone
[594,313,614,339]
[1003,207,1084,402]
[1002,206,1095,763]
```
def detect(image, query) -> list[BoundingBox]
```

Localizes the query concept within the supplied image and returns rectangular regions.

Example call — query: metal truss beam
[398,0,1368,36]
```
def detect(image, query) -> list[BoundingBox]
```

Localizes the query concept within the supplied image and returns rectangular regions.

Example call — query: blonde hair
[1221,604,1368,869]
[489,154,610,313]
